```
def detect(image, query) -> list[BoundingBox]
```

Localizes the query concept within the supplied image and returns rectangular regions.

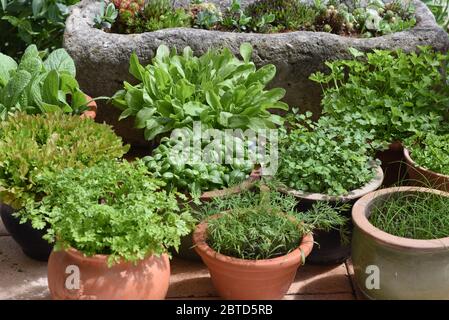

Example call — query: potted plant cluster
[20,160,194,300]
[192,186,349,300]
[274,114,384,264]
[352,187,449,300]
[0,112,129,260]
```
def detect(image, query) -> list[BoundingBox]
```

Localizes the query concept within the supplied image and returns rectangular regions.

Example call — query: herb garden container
[0,99,97,262]
[48,247,170,300]
[175,168,261,261]
[280,165,384,265]
[193,214,314,300]
[404,148,449,192]
[64,0,449,146]
[352,187,449,300]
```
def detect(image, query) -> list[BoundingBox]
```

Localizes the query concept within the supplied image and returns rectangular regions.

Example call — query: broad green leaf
[129,53,144,81]
[2,70,32,108]
[206,90,222,110]
[42,70,60,105]
[183,101,206,117]
[0,53,18,86]
[135,107,156,129]
[239,43,253,63]
[43,49,76,76]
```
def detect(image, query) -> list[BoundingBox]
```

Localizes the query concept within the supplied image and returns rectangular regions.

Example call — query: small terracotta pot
[47,248,170,300]
[375,141,407,187]
[80,95,97,119]
[352,187,449,300]
[404,148,449,192]
[279,164,384,265]
[175,168,262,261]
[193,215,314,300]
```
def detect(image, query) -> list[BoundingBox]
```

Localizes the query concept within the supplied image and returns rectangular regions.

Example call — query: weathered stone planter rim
[193,213,314,269]
[352,186,449,251]
[404,147,449,180]
[279,164,384,202]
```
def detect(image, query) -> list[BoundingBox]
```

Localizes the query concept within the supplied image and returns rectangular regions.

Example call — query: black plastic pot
[0,203,52,261]
[280,165,384,265]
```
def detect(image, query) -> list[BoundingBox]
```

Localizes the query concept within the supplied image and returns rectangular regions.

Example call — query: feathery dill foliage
[197,189,347,260]
[369,191,449,240]
[21,160,195,265]
[0,112,129,209]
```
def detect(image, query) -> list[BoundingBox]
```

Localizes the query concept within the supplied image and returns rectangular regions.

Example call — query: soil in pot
[0,204,52,261]
[193,214,314,300]
[280,165,384,265]
[375,142,408,187]
[352,187,449,300]
[47,248,170,300]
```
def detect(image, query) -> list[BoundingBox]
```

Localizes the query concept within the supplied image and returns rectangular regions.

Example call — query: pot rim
[192,214,314,268]
[404,148,449,180]
[279,164,384,202]
[352,186,449,250]
[81,94,97,120]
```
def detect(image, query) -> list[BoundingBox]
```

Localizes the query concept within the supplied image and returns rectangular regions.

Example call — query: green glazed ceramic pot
[352,187,449,300]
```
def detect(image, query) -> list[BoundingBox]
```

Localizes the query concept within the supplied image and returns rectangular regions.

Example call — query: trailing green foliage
[0,45,91,120]
[370,190,449,240]
[277,114,378,196]
[405,132,449,176]
[198,188,347,260]
[0,112,129,209]
[112,43,286,141]
[310,47,449,145]
[20,160,195,265]
[0,0,79,59]
[143,134,253,201]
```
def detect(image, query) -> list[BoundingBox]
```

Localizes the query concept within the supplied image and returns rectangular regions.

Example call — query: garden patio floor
[0,219,364,300]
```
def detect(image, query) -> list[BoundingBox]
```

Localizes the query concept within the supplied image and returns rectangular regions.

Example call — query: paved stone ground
[0,219,362,300]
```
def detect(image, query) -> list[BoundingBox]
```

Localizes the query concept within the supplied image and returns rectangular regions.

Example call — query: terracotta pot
[47,247,170,300]
[174,168,262,261]
[404,148,449,192]
[0,96,97,262]
[279,165,384,265]
[375,142,408,187]
[193,215,314,300]
[352,187,449,300]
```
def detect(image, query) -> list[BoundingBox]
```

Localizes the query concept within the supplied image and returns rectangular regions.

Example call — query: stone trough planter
[64,0,449,146]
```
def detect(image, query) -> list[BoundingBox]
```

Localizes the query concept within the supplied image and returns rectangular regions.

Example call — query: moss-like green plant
[0,112,129,209]
[21,160,195,265]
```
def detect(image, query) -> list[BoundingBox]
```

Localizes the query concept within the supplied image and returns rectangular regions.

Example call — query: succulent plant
[190,2,222,29]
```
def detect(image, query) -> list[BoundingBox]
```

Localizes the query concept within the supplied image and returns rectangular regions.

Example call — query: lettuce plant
[21,160,195,265]
[0,45,91,120]
[112,43,287,141]
[0,112,129,209]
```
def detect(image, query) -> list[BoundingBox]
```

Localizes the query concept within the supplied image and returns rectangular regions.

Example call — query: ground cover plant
[95,0,416,37]
[20,160,195,265]
[369,190,449,239]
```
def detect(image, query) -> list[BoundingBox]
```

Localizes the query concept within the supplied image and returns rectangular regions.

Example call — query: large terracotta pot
[375,142,408,187]
[193,215,314,300]
[47,247,170,300]
[0,97,97,262]
[175,168,261,261]
[404,148,449,192]
[352,187,449,300]
[279,165,384,265]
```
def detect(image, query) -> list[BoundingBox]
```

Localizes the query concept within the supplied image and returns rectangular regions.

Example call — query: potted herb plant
[352,187,449,300]
[0,45,97,120]
[310,47,449,186]
[21,160,194,300]
[0,113,129,261]
[276,115,384,264]
[403,132,449,191]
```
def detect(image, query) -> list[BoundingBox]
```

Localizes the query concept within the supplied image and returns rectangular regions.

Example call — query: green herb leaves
[0,45,89,120]
[112,43,286,142]
[20,160,194,265]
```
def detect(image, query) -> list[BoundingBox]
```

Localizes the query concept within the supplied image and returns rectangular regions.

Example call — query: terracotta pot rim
[352,187,449,250]
[62,246,164,265]
[81,94,97,119]
[193,214,314,268]
[279,164,384,202]
[199,167,261,201]
[404,148,449,180]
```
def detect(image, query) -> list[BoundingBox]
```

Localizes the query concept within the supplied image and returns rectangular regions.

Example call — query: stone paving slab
[1,235,356,300]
